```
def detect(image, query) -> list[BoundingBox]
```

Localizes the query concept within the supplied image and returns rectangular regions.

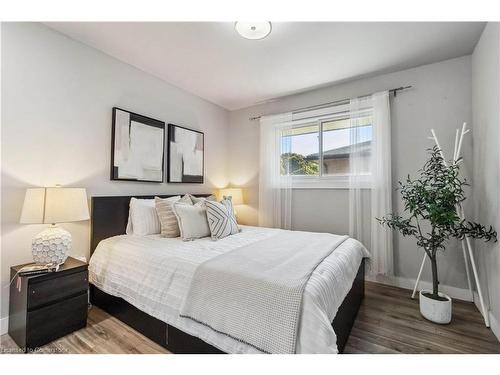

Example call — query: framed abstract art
[111,107,165,182]
[167,124,204,183]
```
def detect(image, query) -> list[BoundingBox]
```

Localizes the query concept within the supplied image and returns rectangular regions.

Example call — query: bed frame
[89,194,365,354]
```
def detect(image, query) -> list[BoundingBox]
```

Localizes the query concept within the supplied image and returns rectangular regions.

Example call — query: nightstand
[8,257,89,352]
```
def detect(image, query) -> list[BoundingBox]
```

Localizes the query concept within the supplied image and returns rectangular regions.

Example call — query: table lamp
[20,187,90,265]
[218,188,244,220]
[218,188,244,205]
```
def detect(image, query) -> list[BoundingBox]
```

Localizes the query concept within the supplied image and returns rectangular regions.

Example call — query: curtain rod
[248,85,412,121]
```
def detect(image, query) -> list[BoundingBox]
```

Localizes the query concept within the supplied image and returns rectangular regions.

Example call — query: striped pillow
[154,196,183,238]
[206,198,240,240]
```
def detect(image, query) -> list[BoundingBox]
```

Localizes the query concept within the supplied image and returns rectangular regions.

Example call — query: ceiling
[45,22,485,111]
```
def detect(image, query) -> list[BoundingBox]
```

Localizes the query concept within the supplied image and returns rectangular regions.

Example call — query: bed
[89,194,368,354]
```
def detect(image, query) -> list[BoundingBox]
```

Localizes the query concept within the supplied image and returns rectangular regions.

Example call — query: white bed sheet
[89,225,368,353]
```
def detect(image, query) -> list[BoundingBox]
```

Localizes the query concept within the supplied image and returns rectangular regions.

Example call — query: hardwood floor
[1,281,499,354]
[344,282,500,354]
[1,306,169,354]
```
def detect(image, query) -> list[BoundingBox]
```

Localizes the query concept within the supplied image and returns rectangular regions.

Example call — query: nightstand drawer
[28,270,88,310]
[26,292,88,349]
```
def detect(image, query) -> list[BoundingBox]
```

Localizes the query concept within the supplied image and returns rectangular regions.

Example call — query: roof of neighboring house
[306,140,371,160]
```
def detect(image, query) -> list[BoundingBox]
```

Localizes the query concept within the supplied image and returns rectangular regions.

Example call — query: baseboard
[0,316,8,335]
[473,291,486,319]
[367,274,474,302]
[489,311,500,342]
[472,291,500,342]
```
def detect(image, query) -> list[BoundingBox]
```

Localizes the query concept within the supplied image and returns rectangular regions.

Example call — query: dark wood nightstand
[8,257,89,352]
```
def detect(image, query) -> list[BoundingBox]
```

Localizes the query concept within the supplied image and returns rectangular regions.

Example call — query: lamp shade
[219,188,244,205]
[20,187,90,224]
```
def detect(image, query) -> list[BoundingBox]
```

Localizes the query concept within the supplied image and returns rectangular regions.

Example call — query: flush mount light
[234,22,272,40]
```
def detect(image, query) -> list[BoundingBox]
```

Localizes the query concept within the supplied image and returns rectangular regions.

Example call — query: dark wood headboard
[90,194,212,256]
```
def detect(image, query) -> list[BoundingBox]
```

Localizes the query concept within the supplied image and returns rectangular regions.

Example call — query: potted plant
[378,146,497,324]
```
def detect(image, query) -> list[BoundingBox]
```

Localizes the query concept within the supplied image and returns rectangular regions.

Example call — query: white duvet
[89,225,369,354]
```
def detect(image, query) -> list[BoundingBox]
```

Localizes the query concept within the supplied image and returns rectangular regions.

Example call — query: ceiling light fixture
[234,22,272,40]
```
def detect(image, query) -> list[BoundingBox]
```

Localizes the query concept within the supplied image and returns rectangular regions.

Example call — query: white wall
[0,22,482,331]
[471,22,500,338]
[229,56,473,291]
[0,22,230,321]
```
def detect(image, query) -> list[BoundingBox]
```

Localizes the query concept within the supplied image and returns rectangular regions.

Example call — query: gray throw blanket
[180,231,348,353]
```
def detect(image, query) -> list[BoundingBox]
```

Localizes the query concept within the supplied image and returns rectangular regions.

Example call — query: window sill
[283,175,371,189]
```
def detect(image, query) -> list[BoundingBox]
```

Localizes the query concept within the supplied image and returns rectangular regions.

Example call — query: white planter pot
[419,290,452,324]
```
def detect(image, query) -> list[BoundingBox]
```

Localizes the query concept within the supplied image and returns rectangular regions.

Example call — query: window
[280,123,319,176]
[322,117,372,175]
[279,112,373,188]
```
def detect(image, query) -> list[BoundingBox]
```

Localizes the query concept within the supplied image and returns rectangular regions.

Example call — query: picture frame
[167,123,204,183]
[111,107,165,183]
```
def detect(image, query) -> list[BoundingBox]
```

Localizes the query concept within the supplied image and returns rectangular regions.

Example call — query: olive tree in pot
[378,146,497,324]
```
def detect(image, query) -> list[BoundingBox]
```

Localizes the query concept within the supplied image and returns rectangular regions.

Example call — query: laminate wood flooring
[344,282,500,354]
[1,282,499,354]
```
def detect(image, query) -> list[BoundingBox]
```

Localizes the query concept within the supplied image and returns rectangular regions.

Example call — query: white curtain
[349,91,393,276]
[259,113,293,229]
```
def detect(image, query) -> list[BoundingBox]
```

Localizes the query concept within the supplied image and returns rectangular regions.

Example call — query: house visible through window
[321,117,372,175]
[280,115,373,178]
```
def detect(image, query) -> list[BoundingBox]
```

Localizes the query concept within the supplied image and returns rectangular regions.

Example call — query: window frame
[279,104,373,189]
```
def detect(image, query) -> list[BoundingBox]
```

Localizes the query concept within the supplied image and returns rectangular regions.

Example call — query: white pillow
[173,201,211,241]
[126,198,154,235]
[190,194,217,204]
[127,197,179,236]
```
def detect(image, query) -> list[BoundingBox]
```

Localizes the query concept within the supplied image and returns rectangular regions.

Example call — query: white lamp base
[32,225,71,265]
